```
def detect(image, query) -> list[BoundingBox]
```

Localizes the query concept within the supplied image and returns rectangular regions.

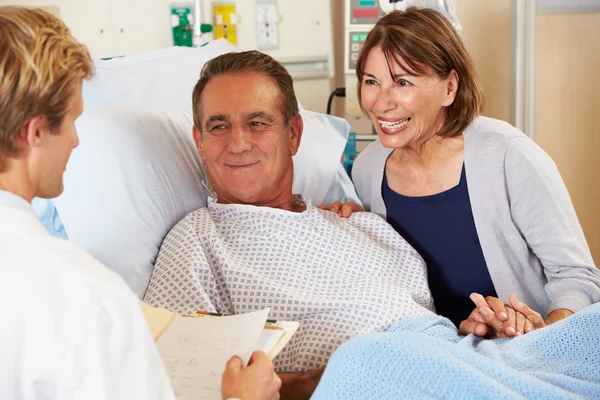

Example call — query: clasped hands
[459,293,547,339]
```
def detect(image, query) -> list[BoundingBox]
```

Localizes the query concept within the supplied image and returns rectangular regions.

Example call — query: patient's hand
[459,293,545,339]
[317,201,364,218]
[278,367,325,400]
[221,351,281,400]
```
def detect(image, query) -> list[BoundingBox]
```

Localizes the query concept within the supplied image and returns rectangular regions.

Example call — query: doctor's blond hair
[0,6,94,169]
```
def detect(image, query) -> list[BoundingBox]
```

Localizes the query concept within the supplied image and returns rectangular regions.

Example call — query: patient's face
[195,72,302,207]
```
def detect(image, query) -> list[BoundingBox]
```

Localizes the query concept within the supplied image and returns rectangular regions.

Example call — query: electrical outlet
[255,1,279,50]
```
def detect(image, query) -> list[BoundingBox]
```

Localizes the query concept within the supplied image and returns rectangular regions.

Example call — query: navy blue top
[382,165,497,327]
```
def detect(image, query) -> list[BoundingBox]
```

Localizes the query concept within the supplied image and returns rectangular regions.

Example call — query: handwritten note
[156,309,269,400]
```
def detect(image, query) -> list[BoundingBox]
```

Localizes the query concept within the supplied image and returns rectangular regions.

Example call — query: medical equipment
[171,6,194,47]
[171,2,212,47]
[193,0,204,46]
[343,0,460,119]
[192,0,216,46]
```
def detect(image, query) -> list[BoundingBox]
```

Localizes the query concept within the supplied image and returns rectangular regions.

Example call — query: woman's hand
[459,293,545,339]
[221,351,281,400]
[317,201,364,218]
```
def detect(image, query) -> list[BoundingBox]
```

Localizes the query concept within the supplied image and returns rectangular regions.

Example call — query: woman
[330,7,600,336]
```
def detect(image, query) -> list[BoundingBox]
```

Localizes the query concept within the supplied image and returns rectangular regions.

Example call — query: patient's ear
[288,113,303,156]
[193,126,205,159]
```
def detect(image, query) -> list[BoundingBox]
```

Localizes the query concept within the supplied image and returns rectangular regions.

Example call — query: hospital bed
[35,39,359,299]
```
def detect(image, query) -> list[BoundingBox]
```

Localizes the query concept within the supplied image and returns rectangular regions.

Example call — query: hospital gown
[144,197,435,372]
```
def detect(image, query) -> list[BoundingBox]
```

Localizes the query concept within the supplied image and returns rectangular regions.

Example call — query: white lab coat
[0,193,175,400]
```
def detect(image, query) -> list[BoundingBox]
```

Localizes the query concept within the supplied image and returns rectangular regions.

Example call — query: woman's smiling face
[360,45,458,149]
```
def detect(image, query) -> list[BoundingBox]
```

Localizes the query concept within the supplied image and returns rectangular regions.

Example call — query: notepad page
[156,308,269,400]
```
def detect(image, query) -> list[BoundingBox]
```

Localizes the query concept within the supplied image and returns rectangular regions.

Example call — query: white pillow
[83,40,239,111]
[54,106,207,298]
[292,109,352,204]
[54,105,354,298]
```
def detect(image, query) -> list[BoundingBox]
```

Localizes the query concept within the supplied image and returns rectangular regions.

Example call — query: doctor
[0,6,280,400]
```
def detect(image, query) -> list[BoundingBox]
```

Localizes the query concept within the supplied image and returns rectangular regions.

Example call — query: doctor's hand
[459,293,545,339]
[317,201,364,218]
[221,351,281,400]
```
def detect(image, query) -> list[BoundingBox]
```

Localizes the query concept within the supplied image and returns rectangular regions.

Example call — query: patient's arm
[143,213,221,314]
[459,293,546,339]
[317,201,364,218]
[278,367,325,400]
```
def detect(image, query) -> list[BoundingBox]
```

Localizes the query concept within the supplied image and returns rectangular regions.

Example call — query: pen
[196,310,277,324]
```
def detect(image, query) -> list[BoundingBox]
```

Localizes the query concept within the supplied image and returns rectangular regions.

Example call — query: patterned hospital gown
[144,197,435,372]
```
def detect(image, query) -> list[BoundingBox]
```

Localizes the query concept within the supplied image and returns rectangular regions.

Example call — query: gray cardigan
[352,116,600,316]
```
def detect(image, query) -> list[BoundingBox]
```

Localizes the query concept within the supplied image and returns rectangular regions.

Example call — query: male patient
[144,50,435,396]
[0,7,279,400]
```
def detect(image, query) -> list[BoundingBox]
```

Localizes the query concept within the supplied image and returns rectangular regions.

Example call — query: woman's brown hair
[356,7,484,137]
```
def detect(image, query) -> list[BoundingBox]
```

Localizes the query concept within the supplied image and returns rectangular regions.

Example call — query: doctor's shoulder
[5,234,137,304]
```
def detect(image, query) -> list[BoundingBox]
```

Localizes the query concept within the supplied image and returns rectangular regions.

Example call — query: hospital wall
[0,0,335,115]
[535,12,600,265]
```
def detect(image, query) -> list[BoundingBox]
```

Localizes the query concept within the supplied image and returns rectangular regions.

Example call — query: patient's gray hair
[192,50,299,130]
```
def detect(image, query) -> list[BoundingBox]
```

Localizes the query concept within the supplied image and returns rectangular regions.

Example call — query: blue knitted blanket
[312,303,600,399]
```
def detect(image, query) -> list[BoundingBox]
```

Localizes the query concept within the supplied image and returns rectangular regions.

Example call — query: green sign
[171,6,193,47]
